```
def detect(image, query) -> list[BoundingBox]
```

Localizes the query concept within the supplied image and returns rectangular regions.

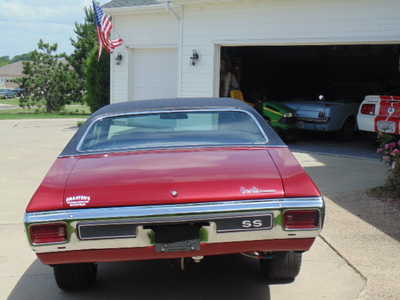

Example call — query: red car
[24,98,324,291]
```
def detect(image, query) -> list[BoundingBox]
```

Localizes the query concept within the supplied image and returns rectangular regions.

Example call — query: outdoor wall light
[190,50,200,66]
[115,53,123,65]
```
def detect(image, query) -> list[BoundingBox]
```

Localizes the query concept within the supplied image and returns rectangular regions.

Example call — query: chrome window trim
[25,197,324,225]
[75,108,270,154]
[58,145,289,158]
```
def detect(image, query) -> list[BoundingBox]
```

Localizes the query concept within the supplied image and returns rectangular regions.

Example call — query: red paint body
[27,147,320,212]
[27,146,320,265]
[37,238,315,265]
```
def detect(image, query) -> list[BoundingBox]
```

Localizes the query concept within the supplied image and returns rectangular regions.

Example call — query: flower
[383,155,391,161]
[391,149,400,156]
[377,148,383,153]
[385,142,396,150]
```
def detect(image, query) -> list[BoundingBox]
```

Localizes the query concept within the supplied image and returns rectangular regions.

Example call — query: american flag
[92,1,123,60]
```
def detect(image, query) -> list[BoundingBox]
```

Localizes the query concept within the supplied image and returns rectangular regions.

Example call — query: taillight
[361,104,376,115]
[283,210,320,230]
[30,223,67,245]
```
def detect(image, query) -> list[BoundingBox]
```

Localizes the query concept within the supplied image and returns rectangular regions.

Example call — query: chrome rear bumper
[25,197,324,254]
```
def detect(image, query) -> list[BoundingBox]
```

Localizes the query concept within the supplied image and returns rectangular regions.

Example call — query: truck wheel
[53,263,97,291]
[260,252,302,282]
[338,117,357,141]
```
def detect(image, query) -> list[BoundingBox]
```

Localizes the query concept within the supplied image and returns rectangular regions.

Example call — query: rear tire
[53,263,97,291]
[260,252,302,282]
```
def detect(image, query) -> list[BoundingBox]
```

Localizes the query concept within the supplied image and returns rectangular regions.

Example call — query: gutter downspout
[165,1,184,97]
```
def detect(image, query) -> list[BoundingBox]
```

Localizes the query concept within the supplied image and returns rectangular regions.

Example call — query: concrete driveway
[0,119,398,300]
[287,131,379,160]
[0,103,18,110]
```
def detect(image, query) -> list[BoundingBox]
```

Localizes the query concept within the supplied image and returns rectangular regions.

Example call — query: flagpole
[92,0,124,61]
[93,0,103,61]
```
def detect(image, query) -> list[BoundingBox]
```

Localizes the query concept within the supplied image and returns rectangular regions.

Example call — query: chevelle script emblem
[240,187,276,195]
[65,195,91,207]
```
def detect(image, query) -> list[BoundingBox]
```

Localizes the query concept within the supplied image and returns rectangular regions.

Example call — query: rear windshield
[79,110,267,152]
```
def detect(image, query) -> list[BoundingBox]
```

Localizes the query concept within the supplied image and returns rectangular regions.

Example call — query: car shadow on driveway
[301,153,400,243]
[8,254,271,300]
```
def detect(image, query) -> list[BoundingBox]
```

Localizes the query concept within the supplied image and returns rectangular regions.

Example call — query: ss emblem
[242,219,263,228]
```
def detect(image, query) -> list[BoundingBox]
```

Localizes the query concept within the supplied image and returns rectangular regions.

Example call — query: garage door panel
[131,48,177,100]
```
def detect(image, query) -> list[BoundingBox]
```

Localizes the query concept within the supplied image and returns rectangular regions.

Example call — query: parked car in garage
[261,101,297,132]
[0,89,18,99]
[229,90,297,133]
[358,95,400,135]
[357,95,380,134]
[283,96,360,140]
[24,98,324,291]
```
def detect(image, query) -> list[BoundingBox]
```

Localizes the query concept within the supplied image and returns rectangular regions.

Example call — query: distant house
[0,61,24,89]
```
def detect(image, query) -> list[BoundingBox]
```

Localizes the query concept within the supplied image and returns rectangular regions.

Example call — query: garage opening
[220,45,400,104]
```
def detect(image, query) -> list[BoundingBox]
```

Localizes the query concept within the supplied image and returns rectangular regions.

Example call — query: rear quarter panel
[268,148,321,198]
[26,157,78,212]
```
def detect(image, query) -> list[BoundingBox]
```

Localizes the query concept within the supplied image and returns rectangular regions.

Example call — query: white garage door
[131,48,178,101]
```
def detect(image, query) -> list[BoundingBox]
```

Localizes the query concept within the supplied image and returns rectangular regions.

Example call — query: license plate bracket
[378,121,395,133]
[152,224,201,253]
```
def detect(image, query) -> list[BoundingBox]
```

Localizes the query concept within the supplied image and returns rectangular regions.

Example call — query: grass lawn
[0,98,90,120]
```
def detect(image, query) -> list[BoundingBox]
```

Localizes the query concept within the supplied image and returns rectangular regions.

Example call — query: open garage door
[220,45,400,103]
[130,48,178,101]
[220,44,400,140]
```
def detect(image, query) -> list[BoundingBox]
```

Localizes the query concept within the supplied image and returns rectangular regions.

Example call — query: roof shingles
[103,0,159,8]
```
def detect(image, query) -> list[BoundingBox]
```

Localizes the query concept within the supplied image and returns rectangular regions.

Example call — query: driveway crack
[319,234,368,299]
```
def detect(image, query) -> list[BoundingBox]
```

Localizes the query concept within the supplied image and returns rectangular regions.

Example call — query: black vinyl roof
[93,97,257,116]
[60,98,285,156]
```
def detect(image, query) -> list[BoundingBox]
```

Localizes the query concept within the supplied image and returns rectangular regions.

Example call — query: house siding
[109,0,400,103]
[180,0,400,98]
[111,13,178,102]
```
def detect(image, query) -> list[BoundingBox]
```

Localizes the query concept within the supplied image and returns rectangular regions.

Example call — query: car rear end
[23,99,325,290]
[374,96,400,135]
[25,145,324,262]
[283,101,334,131]
[261,102,297,131]
[26,195,324,265]
[357,95,381,133]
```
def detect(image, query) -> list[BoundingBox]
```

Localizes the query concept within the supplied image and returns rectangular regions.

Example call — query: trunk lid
[283,101,331,119]
[63,148,285,208]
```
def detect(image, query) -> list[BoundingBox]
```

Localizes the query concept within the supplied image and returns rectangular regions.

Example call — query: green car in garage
[261,101,297,132]
[228,90,296,133]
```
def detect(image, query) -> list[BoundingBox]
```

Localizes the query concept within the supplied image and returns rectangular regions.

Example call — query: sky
[0,0,108,58]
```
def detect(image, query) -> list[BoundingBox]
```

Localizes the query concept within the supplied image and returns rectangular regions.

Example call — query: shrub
[84,46,110,113]
[377,133,400,196]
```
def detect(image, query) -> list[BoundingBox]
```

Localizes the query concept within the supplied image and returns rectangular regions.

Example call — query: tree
[0,56,10,67]
[67,7,97,103]
[85,45,110,112]
[11,52,34,63]
[18,40,78,113]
